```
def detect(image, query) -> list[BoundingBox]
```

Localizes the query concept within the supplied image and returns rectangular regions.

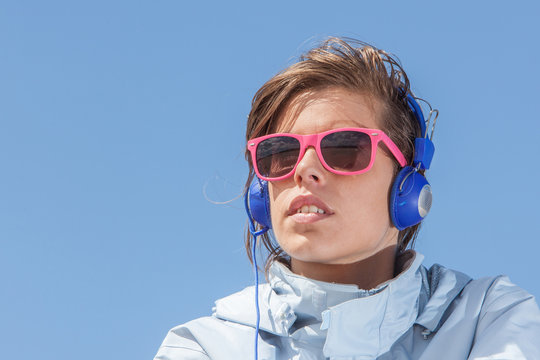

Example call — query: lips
[287,195,333,216]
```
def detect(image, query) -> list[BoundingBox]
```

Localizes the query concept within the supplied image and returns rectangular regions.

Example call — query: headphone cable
[245,191,269,360]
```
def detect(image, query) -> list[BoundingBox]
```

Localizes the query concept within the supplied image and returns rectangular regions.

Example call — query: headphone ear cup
[247,179,272,229]
[390,166,432,231]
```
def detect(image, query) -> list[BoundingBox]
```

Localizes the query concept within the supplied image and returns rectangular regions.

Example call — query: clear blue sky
[1,1,539,359]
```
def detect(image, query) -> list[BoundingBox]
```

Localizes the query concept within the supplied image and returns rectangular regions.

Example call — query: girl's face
[268,87,399,265]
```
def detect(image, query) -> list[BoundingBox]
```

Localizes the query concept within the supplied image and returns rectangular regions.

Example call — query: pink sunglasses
[247,127,407,181]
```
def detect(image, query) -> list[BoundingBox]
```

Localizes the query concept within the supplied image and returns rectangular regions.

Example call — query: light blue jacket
[154,251,540,359]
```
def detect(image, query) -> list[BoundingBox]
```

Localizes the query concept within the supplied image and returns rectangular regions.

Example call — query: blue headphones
[244,94,436,232]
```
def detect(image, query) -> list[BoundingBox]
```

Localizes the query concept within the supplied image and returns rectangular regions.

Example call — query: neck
[290,245,398,289]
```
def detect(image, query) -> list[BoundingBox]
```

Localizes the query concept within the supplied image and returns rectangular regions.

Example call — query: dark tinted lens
[256,136,300,178]
[321,131,372,171]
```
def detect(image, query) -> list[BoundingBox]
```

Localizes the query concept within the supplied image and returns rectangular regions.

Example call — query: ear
[390,166,432,230]
[246,178,272,229]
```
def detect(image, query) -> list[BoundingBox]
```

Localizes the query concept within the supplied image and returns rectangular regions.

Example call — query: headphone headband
[406,93,426,137]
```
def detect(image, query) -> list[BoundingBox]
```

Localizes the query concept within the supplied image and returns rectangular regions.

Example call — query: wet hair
[244,37,427,273]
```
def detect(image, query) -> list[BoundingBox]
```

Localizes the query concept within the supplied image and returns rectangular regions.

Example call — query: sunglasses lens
[321,131,372,172]
[256,136,301,178]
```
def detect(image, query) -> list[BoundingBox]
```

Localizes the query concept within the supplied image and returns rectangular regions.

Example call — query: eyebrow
[332,121,371,129]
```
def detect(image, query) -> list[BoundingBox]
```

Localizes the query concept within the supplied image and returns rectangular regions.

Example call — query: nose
[293,147,327,186]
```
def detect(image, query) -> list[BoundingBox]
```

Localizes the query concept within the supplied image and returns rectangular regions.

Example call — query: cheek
[341,172,394,225]
[267,181,290,228]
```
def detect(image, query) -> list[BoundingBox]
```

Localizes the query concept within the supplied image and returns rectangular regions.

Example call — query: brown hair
[244,37,427,273]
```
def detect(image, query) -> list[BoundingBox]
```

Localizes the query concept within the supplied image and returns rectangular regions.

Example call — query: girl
[154,37,540,359]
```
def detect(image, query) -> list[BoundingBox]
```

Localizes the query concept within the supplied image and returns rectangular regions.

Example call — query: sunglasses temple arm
[379,133,407,167]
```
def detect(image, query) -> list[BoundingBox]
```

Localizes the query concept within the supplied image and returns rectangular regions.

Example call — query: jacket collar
[414,263,471,332]
[213,251,470,357]
[316,251,424,357]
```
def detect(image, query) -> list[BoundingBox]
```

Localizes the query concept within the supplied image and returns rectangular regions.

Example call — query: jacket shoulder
[154,315,257,360]
[466,275,540,358]
[154,285,266,360]
[473,275,540,331]
[153,318,212,360]
[458,274,538,318]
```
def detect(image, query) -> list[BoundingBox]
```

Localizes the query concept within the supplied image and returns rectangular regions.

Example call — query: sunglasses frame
[247,127,407,181]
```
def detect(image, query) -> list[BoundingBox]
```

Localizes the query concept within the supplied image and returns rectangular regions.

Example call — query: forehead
[276,87,384,134]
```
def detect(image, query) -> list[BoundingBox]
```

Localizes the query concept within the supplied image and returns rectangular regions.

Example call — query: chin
[278,233,322,259]
[284,236,391,265]
[279,234,345,263]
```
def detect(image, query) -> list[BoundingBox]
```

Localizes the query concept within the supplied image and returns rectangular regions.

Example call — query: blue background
[1,1,539,359]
